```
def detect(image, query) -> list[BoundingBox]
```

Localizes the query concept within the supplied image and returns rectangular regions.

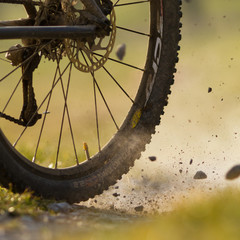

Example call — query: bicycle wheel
[0,0,181,202]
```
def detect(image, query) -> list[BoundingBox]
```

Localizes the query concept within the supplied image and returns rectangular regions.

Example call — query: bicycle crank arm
[0,25,96,40]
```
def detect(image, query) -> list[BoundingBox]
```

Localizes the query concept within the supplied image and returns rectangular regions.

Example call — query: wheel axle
[0,25,96,40]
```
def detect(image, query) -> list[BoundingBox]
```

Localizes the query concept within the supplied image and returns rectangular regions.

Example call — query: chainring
[64,9,116,72]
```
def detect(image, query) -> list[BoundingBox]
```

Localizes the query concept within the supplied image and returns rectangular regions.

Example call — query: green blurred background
[149,0,240,157]
[1,0,240,239]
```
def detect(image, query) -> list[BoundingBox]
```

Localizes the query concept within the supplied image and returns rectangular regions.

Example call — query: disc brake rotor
[64,9,116,72]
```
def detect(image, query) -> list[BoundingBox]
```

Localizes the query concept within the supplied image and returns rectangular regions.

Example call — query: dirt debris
[226,165,240,180]
[208,87,212,93]
[134,205,144,212]
[193,171,207,180]
[148,156,157,161]
[115,43,126,61]
[113,193,120,197]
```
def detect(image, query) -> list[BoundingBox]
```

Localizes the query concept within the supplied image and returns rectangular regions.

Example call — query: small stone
[208,87,212,93]
[148,156,157,161]
[134,205,144,212]
[20,215,34,223]
[226,165,240,180]
[193,171,207,180]
[190,159,193,165]
[47,202,73,213]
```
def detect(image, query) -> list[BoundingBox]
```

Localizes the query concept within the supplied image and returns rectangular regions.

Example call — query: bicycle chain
[0,112,27,126]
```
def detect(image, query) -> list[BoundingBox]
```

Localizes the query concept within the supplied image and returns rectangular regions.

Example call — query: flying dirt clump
[112,193,120,197]
[208,87,212,93]
[134,205,144,212]
[193,171,207,180]
[115,43,126,60]
[148,156,157,161]
[226,165,240,180]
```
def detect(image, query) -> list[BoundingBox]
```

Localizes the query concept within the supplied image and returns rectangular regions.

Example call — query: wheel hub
[32,0,116,71]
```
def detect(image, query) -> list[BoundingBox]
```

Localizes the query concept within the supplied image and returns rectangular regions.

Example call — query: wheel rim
[0,0,163,172]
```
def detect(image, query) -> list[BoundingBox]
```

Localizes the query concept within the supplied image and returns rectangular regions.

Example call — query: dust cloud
[81,0,240,214]
[81,118,240,214]
[81,85,240,214]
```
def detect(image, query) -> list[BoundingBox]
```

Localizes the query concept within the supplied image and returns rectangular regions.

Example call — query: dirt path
[0,203,143,240]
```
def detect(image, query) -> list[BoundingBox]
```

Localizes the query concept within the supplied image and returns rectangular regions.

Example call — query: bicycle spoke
[13,61,71,147]
[1,75,22,113]
[116,26,150,37]
[92,54,134,104]
[80,45,133,131]
[0,57,11,63]
[79,50,101,151]
[55,57,78,168]
[67,44,145,72]
[1,51,42,114]
[113,0,120,7]
[66,63,79,165]
[93,52,145,72]
[81,49,120,152]
[95,76,119,130]
[0,44,41,55]
[114,0,149,7]
[0,62,23,83]
[32,66,59,163]
[79,45,135,105]
[92,71,101,152]
[55,77,66,169]
[102,65,135,104]
[1,0,151,168]
[0,41,52,83]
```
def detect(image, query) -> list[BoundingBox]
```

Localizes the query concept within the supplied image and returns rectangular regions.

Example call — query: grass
[2,185,240,240]
[0,186,52,217]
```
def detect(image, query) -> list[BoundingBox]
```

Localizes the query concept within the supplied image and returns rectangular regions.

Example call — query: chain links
[0,112,27,126]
